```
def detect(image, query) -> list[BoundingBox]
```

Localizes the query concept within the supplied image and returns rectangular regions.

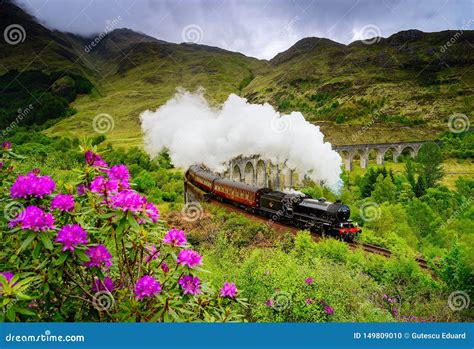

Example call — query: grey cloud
[15,0,473,59]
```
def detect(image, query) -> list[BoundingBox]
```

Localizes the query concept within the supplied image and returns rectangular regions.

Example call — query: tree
[371,174,397,203]
[416,142,444,193]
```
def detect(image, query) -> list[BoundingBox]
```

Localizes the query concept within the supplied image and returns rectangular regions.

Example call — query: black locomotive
[185,165,361,242]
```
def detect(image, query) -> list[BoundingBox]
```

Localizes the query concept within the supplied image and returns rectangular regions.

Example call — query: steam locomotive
[185,165,361,242]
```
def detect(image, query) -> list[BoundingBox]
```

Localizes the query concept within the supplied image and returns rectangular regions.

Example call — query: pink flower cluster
[163,228,187,247]
[85,150,108,167]
[111,189,146,212]
[177,249,202,268]
[178,275,201,295]
[51,194,75,212]
[220,282,237,298]
[84,244,112,269]
[9,206,55,232]
[134,275,161,301]
[10,171,56,199]
[92,276,115,293]
[108,164,130,189]
[55,224,88,251]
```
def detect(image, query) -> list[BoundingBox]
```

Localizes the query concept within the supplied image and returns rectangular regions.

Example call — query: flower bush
[0,143,245,322]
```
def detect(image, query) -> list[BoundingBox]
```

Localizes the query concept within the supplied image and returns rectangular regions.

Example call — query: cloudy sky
[16,0,474,59]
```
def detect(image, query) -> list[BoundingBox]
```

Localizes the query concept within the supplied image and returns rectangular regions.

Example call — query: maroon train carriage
[213,178,269,209]
[186,165,219,193]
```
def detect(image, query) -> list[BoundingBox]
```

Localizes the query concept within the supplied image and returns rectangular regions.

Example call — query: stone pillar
[376,150,384,165]
[344,157,352,171]
[360,150,369,169]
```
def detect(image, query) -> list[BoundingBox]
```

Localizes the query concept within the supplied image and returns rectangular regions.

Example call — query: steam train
[185,165,361,242]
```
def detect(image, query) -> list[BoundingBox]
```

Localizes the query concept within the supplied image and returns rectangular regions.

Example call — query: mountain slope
[243,30,474,143]
[1,2,473,146]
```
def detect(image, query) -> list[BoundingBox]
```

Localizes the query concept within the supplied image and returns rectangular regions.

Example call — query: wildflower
[108,164,130,189]
[145,245,160,263]
[2,141,12,150]
[163,228,187,247]
[1,272,14,284]
[84,150,108,167]
[392,306,398,317]
[84,150,96,165]
[306,298,313,305]
[161,263,170,273]
[90,176,119,196]
[178,275,201,295]
[51,194,75,212]
[84,245,113,269]
[77,184,86,196]
[145,202,160,223]
[10,172,56,199]
[305,277,314,285]
[55,224,88,251]
[265,299,274,307]
[324,305,334,315]
[92,276,115,293]
[177,249,202,268]
[134,275,161,301]
[111,190,146,213]
[219,281,237,298]
[9,205,55,232]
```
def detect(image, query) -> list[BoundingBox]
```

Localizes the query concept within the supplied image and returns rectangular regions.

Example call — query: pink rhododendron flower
[163,228,187,247]
[84,245,112,269]
[55,224,88,251]
[178,275,201,295]
[144,202,160,223]
[305,277,314,285]
[90,176,119,196]
[51,194,75,212]
[177,249,202,268]
[10,172,56,199]
[1,272,14,283]
[265,299,274,307]
[219,282,237,298]
[2,141,12,150]
[92,276,115,293]
[134,275,161,300]
[9,205,55,232]
[111,190,146,212]
[161,263,170,273]
[145,245,160,263]
[108,164,130,189]
[324,305,334,315]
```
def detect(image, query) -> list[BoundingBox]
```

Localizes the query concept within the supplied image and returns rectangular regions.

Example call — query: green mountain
[1,2,473,145]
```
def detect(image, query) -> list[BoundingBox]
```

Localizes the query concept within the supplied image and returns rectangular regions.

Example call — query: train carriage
[213,178,269,208]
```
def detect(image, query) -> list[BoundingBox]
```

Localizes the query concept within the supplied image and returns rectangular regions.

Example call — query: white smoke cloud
[140,89,343,191]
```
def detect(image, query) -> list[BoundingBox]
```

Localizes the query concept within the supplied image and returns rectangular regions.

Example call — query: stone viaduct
[223,141,431,189]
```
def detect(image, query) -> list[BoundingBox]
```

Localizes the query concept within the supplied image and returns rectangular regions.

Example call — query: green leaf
[115,220,126,241]
[54,253,68,266]
[6,307,16,321]
[127,213,141,232]
[14,306,35,316]
[40,234,53,250]
[32,241,42,259]
[75,250,89,262]
[19,233,35,252]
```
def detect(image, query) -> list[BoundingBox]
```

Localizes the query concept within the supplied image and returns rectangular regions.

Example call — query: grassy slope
[243,32,474,144]
[1,3,473,148]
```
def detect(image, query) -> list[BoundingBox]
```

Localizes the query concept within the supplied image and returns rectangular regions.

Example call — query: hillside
[1,2,473,145]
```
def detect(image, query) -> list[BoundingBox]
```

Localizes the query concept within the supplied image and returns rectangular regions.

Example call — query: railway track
[205,197,431,271]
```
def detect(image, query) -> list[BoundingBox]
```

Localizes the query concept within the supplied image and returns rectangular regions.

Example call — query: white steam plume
[140,89,343,191]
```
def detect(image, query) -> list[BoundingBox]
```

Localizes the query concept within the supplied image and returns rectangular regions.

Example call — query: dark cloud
[15,0,473,58]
